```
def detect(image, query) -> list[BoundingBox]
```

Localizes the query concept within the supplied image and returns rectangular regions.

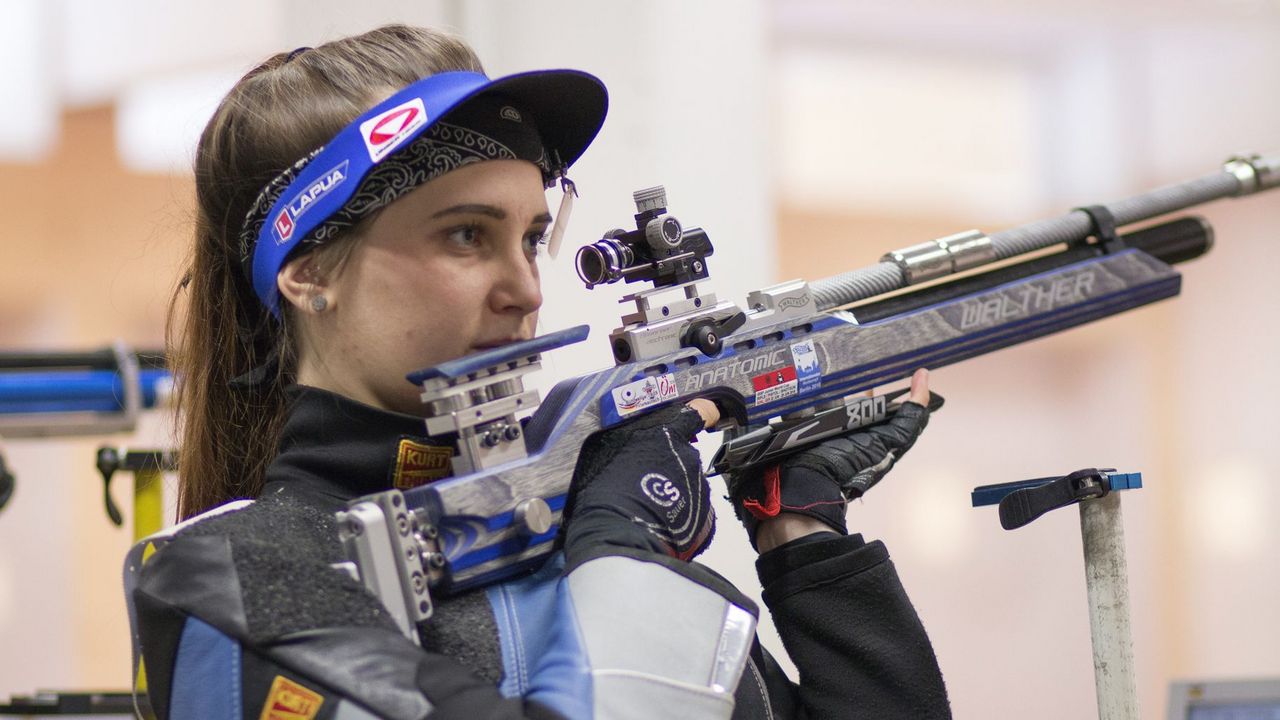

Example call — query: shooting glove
[562,404,715,562]
[728,400,933,547]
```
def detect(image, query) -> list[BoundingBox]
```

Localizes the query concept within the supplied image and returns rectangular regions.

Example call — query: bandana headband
[239,70,601,316]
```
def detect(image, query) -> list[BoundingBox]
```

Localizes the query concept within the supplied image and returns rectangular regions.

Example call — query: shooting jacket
[129,386,950,719]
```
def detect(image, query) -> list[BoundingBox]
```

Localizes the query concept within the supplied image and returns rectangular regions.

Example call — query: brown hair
[169,25,483,519]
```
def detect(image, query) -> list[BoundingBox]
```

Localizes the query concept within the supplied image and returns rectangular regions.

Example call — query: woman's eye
[445,225,481,248]
[524,229,549,255]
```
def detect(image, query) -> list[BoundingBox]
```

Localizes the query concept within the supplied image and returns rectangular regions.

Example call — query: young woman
[132,24,950,720]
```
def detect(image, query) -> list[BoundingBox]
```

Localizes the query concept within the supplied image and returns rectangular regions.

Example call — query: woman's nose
[490,245,543,316]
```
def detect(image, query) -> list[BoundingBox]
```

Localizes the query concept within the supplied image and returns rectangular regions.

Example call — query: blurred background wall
[0,1,1276,717]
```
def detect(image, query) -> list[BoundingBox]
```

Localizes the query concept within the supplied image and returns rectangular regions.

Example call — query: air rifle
[332,154,1278,636]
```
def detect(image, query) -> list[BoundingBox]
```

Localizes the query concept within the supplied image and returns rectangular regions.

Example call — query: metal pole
[1079,492,1140,719]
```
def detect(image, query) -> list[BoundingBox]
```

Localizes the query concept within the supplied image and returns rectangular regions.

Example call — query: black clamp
[682,311,746,357]
[972,468,1114,530]
[1075,205,1126,254]
[0,450,13,514]
[97,447,177,527]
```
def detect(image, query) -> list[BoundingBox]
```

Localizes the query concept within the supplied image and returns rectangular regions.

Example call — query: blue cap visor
[247,69,606,315]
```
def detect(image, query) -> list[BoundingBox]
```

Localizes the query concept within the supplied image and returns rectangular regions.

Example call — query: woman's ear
[277,255,330,315]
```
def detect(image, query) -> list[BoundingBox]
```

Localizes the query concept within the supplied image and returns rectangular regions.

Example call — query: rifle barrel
[811,154,1278,311]
[850,216,1210,324]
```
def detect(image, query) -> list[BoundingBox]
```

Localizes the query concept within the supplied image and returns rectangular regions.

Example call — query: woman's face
[293,159,550,415]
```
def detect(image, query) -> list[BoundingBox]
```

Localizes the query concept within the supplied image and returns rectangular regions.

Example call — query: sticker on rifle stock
[790,340,822,394]
[259,676,323,720]
[751,365,798,405]
[391,438,453,489]
[613,373,678,416]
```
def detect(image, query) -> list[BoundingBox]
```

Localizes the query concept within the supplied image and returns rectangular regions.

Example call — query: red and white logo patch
[750,365,799,405]
[751,365,797,393]
[274,210,295,242]
[359,98,428,162]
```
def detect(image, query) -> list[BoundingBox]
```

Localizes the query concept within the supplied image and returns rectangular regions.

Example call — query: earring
[310,295,328,312]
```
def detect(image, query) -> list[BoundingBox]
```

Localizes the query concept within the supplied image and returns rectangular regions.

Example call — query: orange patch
[393,438,453,489]
[258,676,323,720]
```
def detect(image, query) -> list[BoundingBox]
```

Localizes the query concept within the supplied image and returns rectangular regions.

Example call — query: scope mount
[583,186,740,364]
[581,186,822,365]
[608,278,745,363]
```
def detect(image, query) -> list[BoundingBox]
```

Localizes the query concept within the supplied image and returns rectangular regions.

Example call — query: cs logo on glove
[640,473,682,508]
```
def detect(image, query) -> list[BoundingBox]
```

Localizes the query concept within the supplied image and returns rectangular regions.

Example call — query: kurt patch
[259,676,323,720]
[392,438,453,489]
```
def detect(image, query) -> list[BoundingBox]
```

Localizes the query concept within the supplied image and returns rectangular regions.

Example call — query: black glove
[728,400,933,547]
[561,404,715,562]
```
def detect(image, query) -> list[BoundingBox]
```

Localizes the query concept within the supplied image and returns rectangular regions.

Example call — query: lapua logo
[360,97,428,162]
[273,210,295,242]
[273,160,349,244]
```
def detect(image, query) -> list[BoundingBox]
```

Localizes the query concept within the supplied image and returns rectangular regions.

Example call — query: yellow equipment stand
[98,447,176,719]
[132,463,165,542]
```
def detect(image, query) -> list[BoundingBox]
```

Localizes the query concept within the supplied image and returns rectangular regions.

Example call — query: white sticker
[612,373,679,416]
[755,381,798,405]
[790,340,822,393]
[360,97,428,162]
[751,366,798,407]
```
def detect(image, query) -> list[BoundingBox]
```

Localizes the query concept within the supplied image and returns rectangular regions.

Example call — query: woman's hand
[730,368,938,553]
[561,403,717,563]
[684,397,720,430]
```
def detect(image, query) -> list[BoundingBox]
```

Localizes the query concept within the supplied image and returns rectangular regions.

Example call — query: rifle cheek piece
[1225,154,1280,196]
[880,229,994,286]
